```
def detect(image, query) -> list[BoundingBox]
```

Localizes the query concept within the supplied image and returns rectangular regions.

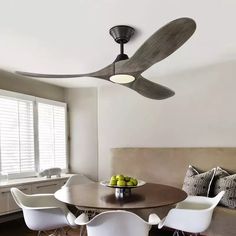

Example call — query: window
[0,95,35,176]
[37,99,67,171]
[0,90,67,178]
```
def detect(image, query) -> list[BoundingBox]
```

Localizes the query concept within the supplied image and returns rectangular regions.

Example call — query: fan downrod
[110,25,135,62]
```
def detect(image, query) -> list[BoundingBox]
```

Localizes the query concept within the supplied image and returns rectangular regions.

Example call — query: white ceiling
[0,0,236,88]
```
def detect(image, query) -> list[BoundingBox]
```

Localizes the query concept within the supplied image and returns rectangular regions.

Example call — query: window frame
[35,97,68,173]
[0,89,68,179]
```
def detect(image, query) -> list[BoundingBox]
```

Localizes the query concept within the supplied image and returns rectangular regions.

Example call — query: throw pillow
[213,167,236,208]
[182,165,216,196]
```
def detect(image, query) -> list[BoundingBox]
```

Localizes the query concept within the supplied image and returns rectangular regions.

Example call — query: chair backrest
[176,191,225,210]
[76,210,152,236]
[11,187,73,231]
[159,191,225,233]
[211,191,225,207]
[176,199,212,210]
[63,174,94,188]
[11,187,60,209]
[11,187,29,209]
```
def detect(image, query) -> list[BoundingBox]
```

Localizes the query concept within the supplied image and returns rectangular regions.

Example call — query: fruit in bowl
[126,181,134,186]
[124,176,130,182]
[117,180,126,187]
[116,174,124,180]
[109,174,138,187]
[130,178,138,186]
[109,176,117,186]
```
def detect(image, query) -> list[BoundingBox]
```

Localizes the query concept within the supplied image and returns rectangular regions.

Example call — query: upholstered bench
[110,147,236,236]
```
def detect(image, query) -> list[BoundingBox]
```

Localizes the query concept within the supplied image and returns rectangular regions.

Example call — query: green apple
[109,179,117,186]
[117,180,126,187]
[126,181,134,186]
[110,175,117,181]
[130,178,138,186]
[124,176,130,182]
[116,174,124,180]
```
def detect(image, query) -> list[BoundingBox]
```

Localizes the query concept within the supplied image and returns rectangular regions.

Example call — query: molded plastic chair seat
[63,173,94,188]
[63,173,97,235]
[75,210,160,236]
[62,173,97,215]
[11,187,76,236]
[158,191,225,235]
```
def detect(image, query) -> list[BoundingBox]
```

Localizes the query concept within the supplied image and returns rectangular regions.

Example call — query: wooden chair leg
[173,230,180,236]
[48,229,58,236]
[80,225,86,236]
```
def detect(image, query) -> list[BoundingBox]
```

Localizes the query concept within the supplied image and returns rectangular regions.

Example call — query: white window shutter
[0,90,67,178]
[0,96,35,174]
[37,101,67,171]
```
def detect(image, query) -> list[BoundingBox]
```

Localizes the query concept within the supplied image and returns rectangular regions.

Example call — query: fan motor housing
[110,25,135,44]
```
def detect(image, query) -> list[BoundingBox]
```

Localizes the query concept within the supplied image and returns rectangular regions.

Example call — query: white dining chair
[63,173,97,235]
[62,174,96,216]
[158,191,225,236]
[75,210,160,236]
[63,173,94,188]
[11,187,77,236]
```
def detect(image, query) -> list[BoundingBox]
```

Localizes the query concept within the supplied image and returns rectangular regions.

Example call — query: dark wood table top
[55,182,187,210]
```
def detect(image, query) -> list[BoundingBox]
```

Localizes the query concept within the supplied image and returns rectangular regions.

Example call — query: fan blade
[16,64,114,80]
[124,75,175,100]
[16,71,86,78]
[16,64,174,99]
[117,18,196,75]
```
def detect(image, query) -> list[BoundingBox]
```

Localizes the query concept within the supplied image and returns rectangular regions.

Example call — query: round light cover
[110,74,135,84]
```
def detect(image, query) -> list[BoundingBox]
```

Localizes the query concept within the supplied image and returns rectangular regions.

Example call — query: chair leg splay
[37,228,68,236]
[173,232,202,236]
[173,230,180,236]
[173,231,190,236]
[38,231,51,236]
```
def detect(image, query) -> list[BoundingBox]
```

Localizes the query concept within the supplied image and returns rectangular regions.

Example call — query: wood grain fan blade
[120,18,196,74]
[124,75,175,100]
[16,64,114,80]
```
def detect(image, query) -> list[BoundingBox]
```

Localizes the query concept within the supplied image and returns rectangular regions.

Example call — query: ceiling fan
[16,18,196,100]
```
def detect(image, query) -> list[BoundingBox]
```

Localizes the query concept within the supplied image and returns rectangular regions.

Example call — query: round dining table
[55,182,187,210]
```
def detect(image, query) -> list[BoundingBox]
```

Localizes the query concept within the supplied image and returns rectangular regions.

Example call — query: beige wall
[97,61,236,180]
[65,88,98,181]
[0,70,65,102]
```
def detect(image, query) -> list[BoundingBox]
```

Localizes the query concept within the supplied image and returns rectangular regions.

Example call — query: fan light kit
[110,74,135,84]
[16,18,196,100]
[109,25,136,84]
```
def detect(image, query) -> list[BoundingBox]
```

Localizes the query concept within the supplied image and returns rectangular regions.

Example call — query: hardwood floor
[0,218,82,236]
[0,218,204,236]
[0,218,175,236]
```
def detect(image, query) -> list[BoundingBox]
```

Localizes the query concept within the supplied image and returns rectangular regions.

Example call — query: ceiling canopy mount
[109,25,135,44]
[110,25,135,63]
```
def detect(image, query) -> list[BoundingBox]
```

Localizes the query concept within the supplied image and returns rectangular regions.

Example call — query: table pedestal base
[115,188,131,198]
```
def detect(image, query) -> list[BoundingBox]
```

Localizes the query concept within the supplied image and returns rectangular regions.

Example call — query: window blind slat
[0,96,35,174]
[38,102,66,170]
